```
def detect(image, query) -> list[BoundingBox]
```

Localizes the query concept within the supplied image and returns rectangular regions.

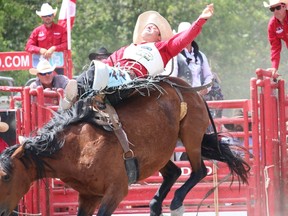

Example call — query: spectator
[263,0,288,77]
[176,22,213,96]
[25,3,67,74]
[29,58,69,90]
[222,109,253,157]
[88,47,112,61]
[203,72,224,118]
[174,21,221,160]
[0,120,9,153]
[61,4,214,109]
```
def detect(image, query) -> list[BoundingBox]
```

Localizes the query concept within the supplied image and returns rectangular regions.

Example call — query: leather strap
[102,104,133,156]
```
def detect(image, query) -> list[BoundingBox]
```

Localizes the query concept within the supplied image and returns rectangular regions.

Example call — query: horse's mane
[0,103,95,178]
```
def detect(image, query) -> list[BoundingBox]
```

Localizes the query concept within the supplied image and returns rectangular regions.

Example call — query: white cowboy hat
[29,59,56,75]
[36,3,57,17]
[133,11,173,44]
[263,0,288,7]
[0,121,9,133]
[177,22,192,33]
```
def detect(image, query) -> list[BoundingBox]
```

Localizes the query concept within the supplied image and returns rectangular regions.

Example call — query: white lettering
[21,55,30,67]
[12,56,21,67]
[181,167,191,176]
[158,166,213,177]
[1,55,30,69]
[5,56,12,67]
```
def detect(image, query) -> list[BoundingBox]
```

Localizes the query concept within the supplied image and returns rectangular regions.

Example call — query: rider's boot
[60,79,78,110]
[60,61,110,110]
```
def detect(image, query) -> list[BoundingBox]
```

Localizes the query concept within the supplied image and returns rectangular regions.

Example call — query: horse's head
[0,145,34,216]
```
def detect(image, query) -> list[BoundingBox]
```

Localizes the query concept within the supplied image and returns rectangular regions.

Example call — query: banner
[58,0,76,29]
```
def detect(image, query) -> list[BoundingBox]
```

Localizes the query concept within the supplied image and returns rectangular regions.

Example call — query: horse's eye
[2,174,10,182]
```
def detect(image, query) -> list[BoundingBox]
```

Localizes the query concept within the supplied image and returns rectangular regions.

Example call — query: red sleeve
[156,18,207,66]
[268,18,281,69]
[25,27,42,53]
[54,25,68,51]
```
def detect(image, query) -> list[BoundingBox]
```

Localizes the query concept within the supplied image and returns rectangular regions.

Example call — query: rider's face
[140,24,161,43]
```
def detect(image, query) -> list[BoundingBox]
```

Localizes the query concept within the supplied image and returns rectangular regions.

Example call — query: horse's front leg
[96,182,128,216]
[149,160,181,216]
[77,194,101,216]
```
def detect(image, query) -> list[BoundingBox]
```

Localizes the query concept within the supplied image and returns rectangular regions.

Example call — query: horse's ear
[11,145,25,159]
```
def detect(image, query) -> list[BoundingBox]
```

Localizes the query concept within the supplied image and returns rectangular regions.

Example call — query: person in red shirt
[264,0,288,77]
[0,121,9,153]
[61,4,214,109]
[25,3,67,60]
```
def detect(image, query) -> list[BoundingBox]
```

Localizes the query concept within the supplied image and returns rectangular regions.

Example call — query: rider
[61,4,214,109]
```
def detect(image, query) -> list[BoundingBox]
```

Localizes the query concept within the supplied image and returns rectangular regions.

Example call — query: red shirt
[0,138,8,153]
[103,18,206,77]
[25,23,67,53]
[268,11,288,69]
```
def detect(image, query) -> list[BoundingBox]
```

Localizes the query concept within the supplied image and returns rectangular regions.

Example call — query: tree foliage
[0,0,285,99]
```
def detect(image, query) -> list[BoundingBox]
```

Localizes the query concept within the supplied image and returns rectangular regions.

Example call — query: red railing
[250,68,288,216]
[17,87,255,216]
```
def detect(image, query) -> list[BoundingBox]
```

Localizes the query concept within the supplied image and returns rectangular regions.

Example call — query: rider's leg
[60,61,110,110]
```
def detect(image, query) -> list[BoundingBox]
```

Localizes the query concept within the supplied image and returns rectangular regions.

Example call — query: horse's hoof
[171,205,185,216]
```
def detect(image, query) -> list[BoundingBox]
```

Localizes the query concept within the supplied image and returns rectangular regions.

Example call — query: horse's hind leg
[170,159,207,213]
[170,99,209,213]
[149,160,181,216]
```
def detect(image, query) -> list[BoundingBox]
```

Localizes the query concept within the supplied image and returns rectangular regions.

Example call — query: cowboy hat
[88,47,111,61]
[177,22,192,33]
[36,3,57,17]
[223,109,252,131]
[0,121,9,133]
[133,11,173,44]
[29,59,56,75]
[263,0,288,7]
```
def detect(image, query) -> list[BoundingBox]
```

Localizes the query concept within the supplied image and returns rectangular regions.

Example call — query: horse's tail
[201,133,250,185]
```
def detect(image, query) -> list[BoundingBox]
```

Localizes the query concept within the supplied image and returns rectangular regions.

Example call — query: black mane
[0,102,95,178]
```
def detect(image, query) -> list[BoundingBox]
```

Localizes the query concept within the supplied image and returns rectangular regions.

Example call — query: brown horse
[0,77,250,216]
